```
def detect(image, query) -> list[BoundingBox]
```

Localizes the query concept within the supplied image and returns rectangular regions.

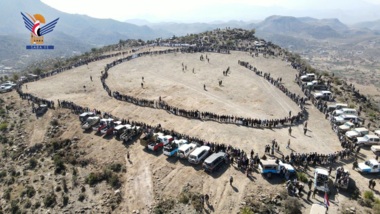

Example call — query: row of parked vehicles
[325,98,380,176]
[79,112,141,141]
[300,73,332,101]
[142,132,228,172]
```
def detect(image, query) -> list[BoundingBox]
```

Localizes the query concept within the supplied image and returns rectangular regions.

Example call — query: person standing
[369,179,374,189]
[230,176,233,186]
[304,126,308,135]
[288,126,292,136]
[312,188,317,199]
[287,139,290,149]
[307,190,312,201]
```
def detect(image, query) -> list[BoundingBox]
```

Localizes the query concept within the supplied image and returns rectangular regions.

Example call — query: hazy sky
[41,0,380,23]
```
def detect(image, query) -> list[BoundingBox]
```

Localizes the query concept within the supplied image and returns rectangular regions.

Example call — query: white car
[300,73,316,81]
[1,81,17,88]
[0,85,12,93]
[356,135,380,146]
[314,90,332,100]
[357,159,380,174]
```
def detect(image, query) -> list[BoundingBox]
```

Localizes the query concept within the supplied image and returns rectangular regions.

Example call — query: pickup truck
[334,167,350,189]
[258,159,295,178]
[147,135,173,152]
[345,127,369,143]
[357,159,380,174]
[356,135,380,146]
[120,126,141,142]
[314,168,330,193]
[93,118,113,133]
[338,122,355,133]
[82,116,100,130]
[79,112,95,122]
[100,123,118,136]
[163,139,188,156]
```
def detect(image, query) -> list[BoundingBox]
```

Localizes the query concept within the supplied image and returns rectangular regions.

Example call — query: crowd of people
[99,48,307,129]
[11,41,361,190]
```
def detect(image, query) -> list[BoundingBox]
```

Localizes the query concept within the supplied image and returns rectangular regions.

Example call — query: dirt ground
[24,47,379,213]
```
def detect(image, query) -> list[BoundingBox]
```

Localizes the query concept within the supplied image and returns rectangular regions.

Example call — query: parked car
[314,90,332,101]
[338,122,355,133]
[375,130,380,137]
[82,116,100,130]
[345,127,369,142]
[314,168,330,193]
[357,159,380,174]
[1,81,17,88]
[188,146,211,164]
[300,73,316,82]
[35,104,48,116]
[258,159,295,178]
[203,152,227,172]
[356,135,380,146]
[100,123,117,136]
[177,143,197,159]
[327,103,348,112]
[79,112,95,122]
[333,108,358,117]
[0,85,12,93]
[93,118,113,132]
[120,125,141,142]
[371,146,380,156]
[158,135,174,145]
[333,114,359,125]
[147,134,173,152]
[163,139,188,157]
[113,124,128,138]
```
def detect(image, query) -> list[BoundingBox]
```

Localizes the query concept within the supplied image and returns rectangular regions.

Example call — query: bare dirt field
[22,47,379,213]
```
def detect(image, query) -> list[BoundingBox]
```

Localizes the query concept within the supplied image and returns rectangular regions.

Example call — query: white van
[188,146,210,164]
[177,143,197,159]
[333,108,357,116]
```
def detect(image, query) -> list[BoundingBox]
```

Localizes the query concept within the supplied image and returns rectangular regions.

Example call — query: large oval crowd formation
[13,42,360,180]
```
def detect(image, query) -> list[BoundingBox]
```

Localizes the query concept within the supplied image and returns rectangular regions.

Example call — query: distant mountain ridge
[0,0,171,70]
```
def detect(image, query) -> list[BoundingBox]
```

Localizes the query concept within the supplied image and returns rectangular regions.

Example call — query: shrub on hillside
[283,198,302,214]
[0,123,8,131]
[29,158,38,169]
[296,172,309,183]
[44,192,56,208]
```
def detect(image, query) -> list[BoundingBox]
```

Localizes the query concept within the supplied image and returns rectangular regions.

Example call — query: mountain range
[2,0,380,72]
